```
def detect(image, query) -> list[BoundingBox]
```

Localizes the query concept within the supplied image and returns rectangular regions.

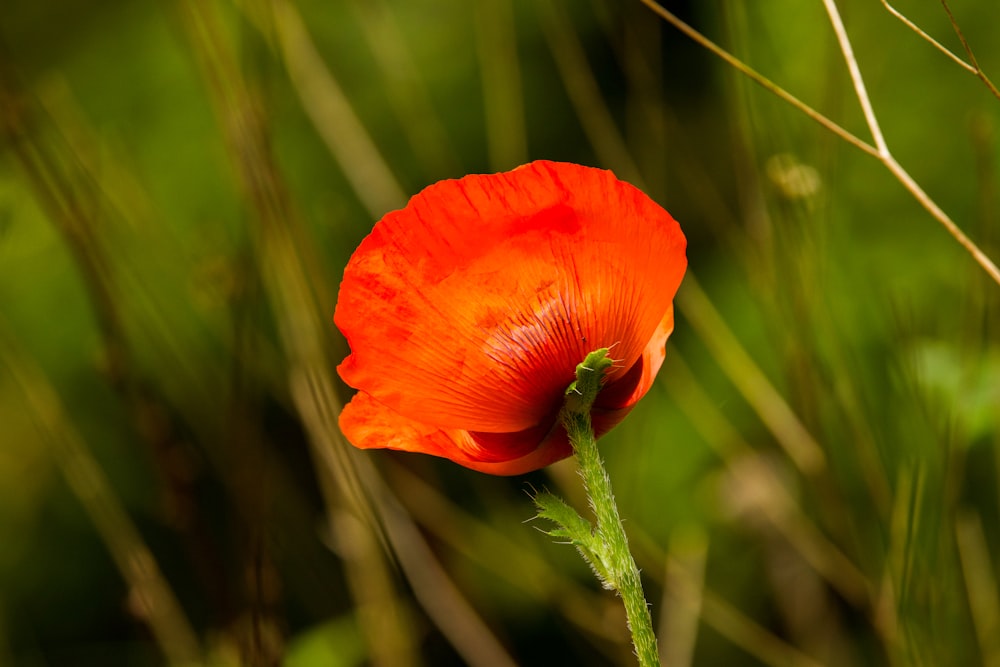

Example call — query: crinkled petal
[335,161,686,434]
[339,391,572,475]
[339,306,677,474]
[595,305,674,412]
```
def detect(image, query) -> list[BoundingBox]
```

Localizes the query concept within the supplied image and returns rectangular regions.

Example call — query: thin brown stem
[640,0,1000,288]
[821,0,888,156]
[638,0,879,159]
[939,0,1000,101]
[879,0,975,73]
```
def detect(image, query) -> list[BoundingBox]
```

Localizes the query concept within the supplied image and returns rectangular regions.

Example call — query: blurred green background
[1,0,998,665]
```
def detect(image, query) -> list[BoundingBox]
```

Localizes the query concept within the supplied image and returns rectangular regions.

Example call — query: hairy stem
[561,349,659,666]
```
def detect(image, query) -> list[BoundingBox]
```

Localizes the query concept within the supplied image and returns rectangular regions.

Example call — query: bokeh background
[1,1,999,665]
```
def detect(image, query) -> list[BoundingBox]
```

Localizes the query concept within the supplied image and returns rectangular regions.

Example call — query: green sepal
[563,348,614,413]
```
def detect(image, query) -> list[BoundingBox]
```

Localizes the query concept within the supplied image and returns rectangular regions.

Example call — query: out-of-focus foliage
[0,0,998,665]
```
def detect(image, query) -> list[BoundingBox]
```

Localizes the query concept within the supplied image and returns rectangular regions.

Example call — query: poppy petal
[335,161,686,435]
[339,391,573,475]
[595,305,674,412]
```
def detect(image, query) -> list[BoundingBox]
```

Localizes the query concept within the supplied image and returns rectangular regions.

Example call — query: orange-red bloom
[335,161,687,475]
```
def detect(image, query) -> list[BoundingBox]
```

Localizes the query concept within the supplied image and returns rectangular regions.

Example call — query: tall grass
[0,0,997,665]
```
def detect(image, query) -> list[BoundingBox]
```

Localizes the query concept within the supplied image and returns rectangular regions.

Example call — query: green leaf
[533,491,613,587]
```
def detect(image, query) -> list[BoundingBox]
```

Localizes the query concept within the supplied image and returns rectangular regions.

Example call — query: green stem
[561,350,660,667]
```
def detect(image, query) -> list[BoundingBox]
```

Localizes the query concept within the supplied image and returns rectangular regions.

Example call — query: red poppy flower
[335,160,686,475]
